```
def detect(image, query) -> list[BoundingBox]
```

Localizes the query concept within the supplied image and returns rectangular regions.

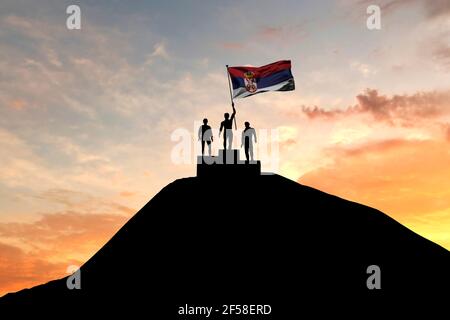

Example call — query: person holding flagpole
[219,102,236,150]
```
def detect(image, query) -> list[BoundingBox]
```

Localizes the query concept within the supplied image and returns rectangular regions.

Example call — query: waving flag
[227,60,295,98]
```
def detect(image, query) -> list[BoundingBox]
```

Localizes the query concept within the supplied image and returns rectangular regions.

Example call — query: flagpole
[225,65,237,130]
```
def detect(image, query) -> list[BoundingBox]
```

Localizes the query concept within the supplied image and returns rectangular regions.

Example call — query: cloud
[7,99,26,110]
[0,128,130,193]
[301,105,347,119]
[0,128,61,189]
[280,138,296,150]
[151,42,169,59]
[277,126,298,150]
[300,138,450,216]
[258,26,283,38]
[145,42,170,64]
[0,212,128,247]
[48,136,113,166]
[349,0,450,71]
[353,0,450,19]
[220,23,307,51]
[329,138,408,157]
[444,123,450,142]
[220,42,245,50]
[0,241,70,297]
[33,188,135,215]
[3,15,53,41]
[0,211,129,296]
[299,138,450,249]
[372,0,414,15]
[350,61,377,77]
[355,89,441,122]
[432,42,450,68]
[0,176,136,295]
[330,125,372,145]
[423,0,450,19]
[301,89,450,126]
[119,191,137,197]
[256,24,307,42]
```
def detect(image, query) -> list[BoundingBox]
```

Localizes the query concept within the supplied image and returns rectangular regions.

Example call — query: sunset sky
[1,0,449,296]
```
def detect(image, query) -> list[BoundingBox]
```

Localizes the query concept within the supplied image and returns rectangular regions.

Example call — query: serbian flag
[227,60,295,98]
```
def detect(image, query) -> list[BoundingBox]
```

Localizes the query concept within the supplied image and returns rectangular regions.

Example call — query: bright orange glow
[300,139,450,250]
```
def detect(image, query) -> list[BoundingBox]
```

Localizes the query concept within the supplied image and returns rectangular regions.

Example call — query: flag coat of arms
[227,60,295,98]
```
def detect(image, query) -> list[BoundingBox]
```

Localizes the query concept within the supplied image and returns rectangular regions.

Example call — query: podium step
[197,149,260,177]
[218,149,240,164]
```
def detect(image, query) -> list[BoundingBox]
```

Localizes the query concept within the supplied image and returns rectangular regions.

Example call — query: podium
[197,149,261,178]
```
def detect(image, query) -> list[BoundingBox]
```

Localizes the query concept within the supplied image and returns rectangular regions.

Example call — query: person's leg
[201,140,205,155]
[224,129,229,149]
[245,137,249,162]
[249,142,254,161]
[207,141,211,156]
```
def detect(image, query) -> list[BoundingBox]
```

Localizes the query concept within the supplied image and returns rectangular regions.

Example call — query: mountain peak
[1,174,449,312]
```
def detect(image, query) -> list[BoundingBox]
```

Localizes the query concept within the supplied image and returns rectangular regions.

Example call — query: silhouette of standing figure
[198,118,213,156]
[219,103,236,150]
[241,121,257,162]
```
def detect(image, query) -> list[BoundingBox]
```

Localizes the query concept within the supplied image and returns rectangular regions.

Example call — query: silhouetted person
[198,118,213,156]
[219,103,236,150]
[241,121,257,162]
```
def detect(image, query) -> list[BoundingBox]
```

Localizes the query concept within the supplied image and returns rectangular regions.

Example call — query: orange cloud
[301,89,450,126]
[119,191,137,197]
[8,99,26,110]
[0,242,70,297]
[425,0,450,18]
[280,138,296,150]
[257,25,306,40]
[34,188,135,215]
[220,42,245,50]
[433,42,450,68]
[220,23,306,51]
[299,138,450,250]
[0,212,128,246]
[259,26,283,38]
[0,211,129,297]
[301,105,346,119]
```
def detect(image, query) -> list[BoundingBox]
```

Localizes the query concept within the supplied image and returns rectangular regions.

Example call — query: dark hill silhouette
[1,174,449,314]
